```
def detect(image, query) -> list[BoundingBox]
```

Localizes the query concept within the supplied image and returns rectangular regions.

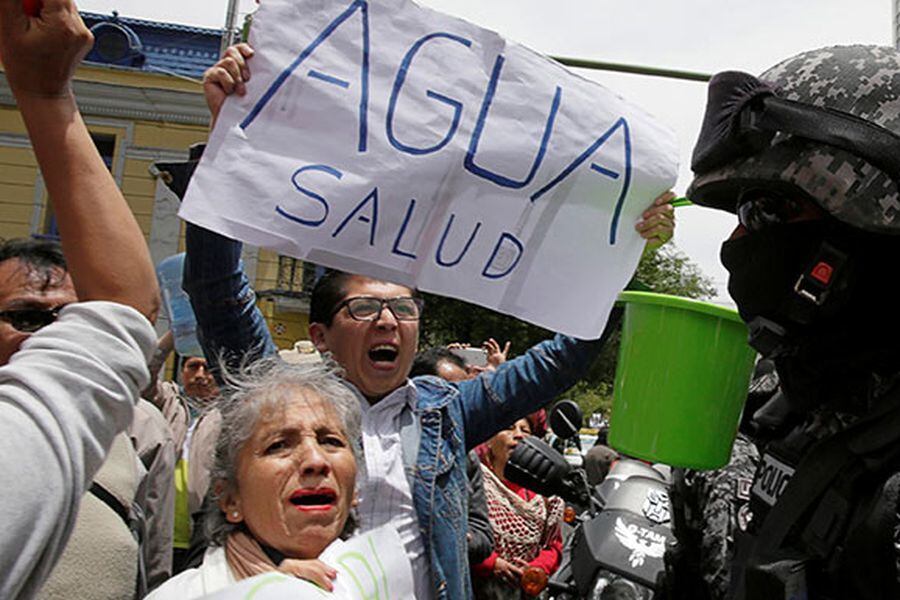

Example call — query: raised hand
[635,190,676,251]
[0,0,158,321]
[203,43,255,127]
[483,338,510,368]
[0,0,93,98]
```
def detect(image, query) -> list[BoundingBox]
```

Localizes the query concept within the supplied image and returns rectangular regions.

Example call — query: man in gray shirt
[0,1,160,596]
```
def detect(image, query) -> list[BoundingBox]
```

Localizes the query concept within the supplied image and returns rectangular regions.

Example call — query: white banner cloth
[180,0,678,339]
[201,525,414,599]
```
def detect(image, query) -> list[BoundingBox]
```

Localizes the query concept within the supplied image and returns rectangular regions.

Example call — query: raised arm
[0,0,159,320]
[182,43,275,375]
[459,307,622,450]
[183,222,276,376]
[0,2,157,596]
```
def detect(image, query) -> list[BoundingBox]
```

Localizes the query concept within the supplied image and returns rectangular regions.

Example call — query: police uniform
[669,435,758,600]
[670,44,900,600]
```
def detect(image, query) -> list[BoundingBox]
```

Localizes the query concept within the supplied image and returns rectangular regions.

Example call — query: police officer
[670,45,900,600]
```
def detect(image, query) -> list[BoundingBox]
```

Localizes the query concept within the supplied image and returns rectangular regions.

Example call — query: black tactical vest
[731,389,900,600]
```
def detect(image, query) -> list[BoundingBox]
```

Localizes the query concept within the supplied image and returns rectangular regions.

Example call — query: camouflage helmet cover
[688,45,900,234]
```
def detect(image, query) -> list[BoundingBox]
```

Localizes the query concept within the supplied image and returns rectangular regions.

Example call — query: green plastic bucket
[608,291,757,470]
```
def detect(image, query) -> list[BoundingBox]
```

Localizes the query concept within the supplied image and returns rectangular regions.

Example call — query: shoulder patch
[736,477,753,501]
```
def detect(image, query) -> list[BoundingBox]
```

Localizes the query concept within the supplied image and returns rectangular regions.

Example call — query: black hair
[0,237,68,291]
[308,268,419,326]
[409,347,466,378]
[309,270,358,327]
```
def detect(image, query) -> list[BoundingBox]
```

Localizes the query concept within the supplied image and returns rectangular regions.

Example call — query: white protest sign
[201,526,414,600]
[181,0,678,339]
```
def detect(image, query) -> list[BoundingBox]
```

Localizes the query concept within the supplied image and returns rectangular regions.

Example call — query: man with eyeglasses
[185,219,674,600]
[663,46,900,600]
[186,226,657,600]
[182,46,676,600]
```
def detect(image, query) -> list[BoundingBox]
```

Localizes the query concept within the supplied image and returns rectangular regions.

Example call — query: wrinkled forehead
[256,386,343,431]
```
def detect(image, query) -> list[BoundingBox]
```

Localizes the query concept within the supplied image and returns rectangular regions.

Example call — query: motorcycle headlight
[589,571,652,600]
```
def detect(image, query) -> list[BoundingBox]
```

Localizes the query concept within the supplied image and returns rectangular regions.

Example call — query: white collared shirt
[353,381,433,600]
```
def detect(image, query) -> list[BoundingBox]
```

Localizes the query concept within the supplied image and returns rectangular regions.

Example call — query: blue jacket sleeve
[182,222,277,378]
[460,307,622,450]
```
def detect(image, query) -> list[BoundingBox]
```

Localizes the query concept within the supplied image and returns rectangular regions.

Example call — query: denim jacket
[183,223,615,599]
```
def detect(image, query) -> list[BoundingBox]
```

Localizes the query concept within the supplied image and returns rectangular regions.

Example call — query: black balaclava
[721,218,900,413]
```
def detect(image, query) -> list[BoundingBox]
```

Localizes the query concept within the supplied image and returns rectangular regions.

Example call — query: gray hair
[202,355,362,547]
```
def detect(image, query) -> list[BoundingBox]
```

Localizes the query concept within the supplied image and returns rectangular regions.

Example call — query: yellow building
[0,11,310,351]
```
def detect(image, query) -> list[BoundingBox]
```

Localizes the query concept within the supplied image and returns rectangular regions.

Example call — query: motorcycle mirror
[506,436,572,498]
[549,400,583,439]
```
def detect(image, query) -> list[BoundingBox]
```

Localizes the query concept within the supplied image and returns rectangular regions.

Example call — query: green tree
[418,244,717,422]
[633,245,718,299]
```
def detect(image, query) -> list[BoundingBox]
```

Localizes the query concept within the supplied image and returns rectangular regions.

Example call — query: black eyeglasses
[736,190,807,232]
[332,296,424,322]
[0,306,65,333]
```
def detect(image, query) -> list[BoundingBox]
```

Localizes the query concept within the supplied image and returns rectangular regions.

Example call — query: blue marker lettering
[435,214,481,267]
[590,163,619,179]
[240,0,371,153]
[276,164,342,227]
[530,117,632,244]
[391,198,419,260]
[386,32,472,155]
[332,187,379,245]
[307,69,351,88]
[482,233,524,279]
[464,54,562,188]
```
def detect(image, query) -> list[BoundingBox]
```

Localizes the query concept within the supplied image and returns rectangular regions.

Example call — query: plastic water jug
[156,253,203,357]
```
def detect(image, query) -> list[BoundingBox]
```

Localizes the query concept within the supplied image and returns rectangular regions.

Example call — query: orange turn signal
[564,506,578,524]
[521,566,549,597]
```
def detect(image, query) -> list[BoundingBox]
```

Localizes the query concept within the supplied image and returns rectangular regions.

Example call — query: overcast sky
[78,0,894,301]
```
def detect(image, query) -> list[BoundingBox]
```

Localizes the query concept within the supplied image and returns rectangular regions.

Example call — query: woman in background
[473,412,563,599]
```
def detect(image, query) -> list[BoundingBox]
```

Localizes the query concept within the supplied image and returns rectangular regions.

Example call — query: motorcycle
[506,401,675,599]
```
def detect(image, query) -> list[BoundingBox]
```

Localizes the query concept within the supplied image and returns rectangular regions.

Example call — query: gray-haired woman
[147,357,362,599]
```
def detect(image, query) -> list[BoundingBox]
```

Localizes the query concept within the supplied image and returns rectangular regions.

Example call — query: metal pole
[895,0,900,49]
[220,0,240,56]
[550,55,711,82]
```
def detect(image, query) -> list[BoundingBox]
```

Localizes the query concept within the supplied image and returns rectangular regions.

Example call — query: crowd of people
[2,1,900,599]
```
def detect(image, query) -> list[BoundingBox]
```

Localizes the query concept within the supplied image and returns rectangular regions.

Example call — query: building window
[276,255,303,293]
[42,133,117,238]
[276,256,324,296]
[92,133,117,171]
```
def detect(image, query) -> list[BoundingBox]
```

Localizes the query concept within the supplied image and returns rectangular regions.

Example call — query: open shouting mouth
[289,488,337,512]
[368,343,399,368]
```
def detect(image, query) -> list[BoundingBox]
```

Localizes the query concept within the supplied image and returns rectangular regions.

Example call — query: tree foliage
[419,244,717,422]
[633,245,718,300]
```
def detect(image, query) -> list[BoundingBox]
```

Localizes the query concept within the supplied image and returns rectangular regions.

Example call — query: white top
[355,381,432,600]
[145,546,235,599]
[0,302,155,599]
[149,525,415,600]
